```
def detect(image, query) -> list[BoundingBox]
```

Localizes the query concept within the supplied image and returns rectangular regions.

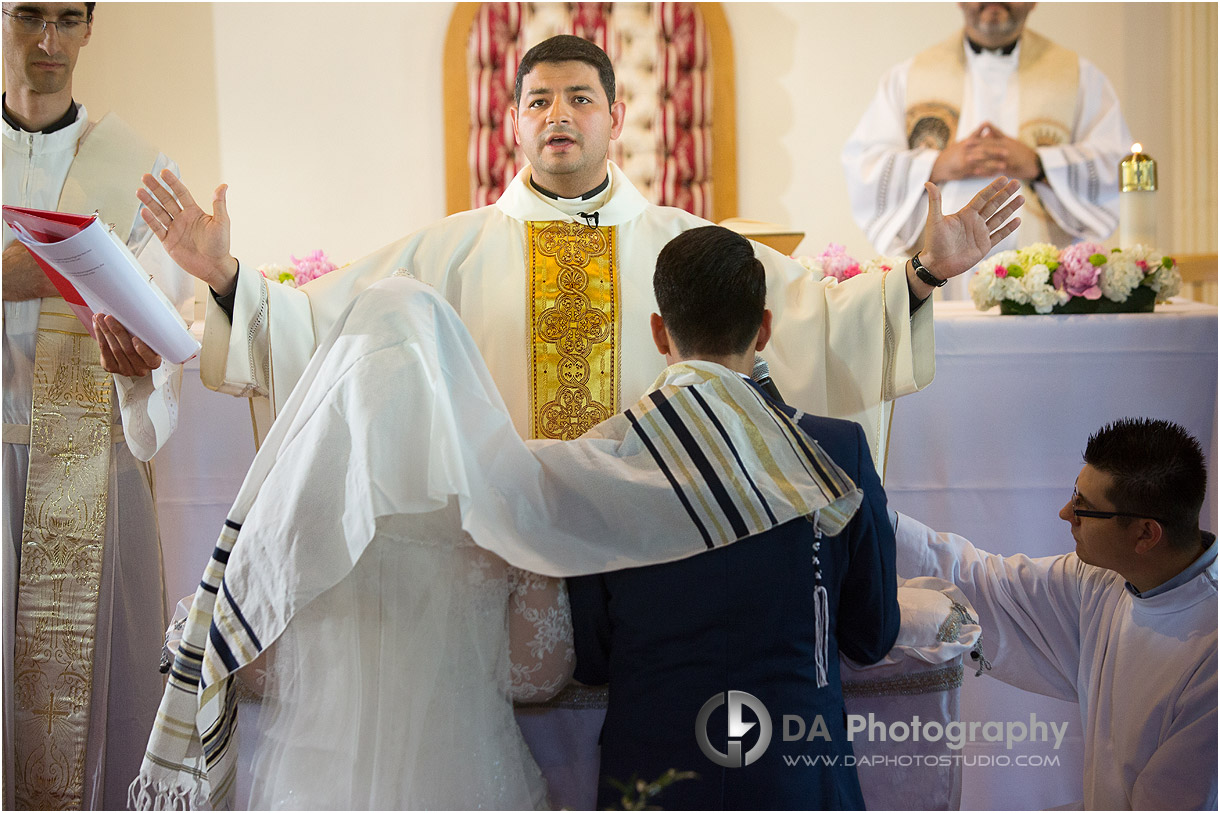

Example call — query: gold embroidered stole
[526,222,620,440]
[13,114,156,808]
[905,30,1079,150]
[905,30,1078,235]
[14,304,114,809]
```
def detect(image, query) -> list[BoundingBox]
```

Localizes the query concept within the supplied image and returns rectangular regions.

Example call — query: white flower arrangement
[968,242,1181,315]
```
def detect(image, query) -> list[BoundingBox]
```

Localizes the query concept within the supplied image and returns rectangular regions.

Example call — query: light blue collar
[1128,533,1217,598]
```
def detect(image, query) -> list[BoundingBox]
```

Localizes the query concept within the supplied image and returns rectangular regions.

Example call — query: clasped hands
[930,122,1042,184]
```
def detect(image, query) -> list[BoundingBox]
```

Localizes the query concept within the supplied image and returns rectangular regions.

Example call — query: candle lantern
[1119,143,1157,247]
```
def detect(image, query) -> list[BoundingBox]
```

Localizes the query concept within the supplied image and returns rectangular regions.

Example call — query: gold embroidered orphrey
[14,311,114,809]
[527,221,620,441]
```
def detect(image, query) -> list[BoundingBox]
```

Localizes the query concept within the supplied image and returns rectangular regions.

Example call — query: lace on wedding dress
[507,568,575,702]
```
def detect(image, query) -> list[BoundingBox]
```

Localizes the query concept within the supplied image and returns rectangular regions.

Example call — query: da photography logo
[696,691,772,768]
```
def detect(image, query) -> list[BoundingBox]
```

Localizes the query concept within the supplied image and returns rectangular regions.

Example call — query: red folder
[2,206,94,307]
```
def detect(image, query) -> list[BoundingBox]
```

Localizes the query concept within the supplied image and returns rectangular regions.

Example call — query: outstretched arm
[906,176,1023,300]
[137,169,239,296]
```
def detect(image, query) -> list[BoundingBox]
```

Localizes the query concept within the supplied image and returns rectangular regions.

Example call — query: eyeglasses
[3,10,90,40]
[1070,488,1167,524]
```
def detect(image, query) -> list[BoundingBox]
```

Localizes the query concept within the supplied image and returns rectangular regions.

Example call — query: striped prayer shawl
[131,278,862,810]
[612,363,859,544]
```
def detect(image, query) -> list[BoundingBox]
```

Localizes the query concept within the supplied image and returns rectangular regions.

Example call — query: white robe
[893,513,1218,810]
[842,35,1133,301]
[203,161,933,472]
[2,105,193,810]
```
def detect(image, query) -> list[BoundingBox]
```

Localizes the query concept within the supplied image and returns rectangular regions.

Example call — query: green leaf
[1089,253,1107,266]
[1047,261,1059,271]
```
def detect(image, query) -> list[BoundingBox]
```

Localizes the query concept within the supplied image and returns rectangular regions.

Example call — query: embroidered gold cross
[31,691,72,736]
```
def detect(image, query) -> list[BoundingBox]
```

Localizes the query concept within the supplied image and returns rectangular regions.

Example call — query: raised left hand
[919,177,1023,282]
[95,314,162,378]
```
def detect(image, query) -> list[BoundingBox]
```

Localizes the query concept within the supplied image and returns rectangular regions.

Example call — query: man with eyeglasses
[892,418,1216,810]
[2,2,193,809]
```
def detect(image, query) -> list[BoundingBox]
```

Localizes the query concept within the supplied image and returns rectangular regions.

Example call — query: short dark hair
[1084,418,1207,549]
[514,35,615,107]
[85,2,94,19]
[654,225,766,357]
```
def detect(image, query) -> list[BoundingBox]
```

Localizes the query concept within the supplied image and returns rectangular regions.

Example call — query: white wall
[210,2,452,267]
[73,3,1213,267]
[72,2,222,220]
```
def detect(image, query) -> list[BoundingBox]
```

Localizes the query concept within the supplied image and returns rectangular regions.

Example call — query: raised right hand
[138,169,239,296]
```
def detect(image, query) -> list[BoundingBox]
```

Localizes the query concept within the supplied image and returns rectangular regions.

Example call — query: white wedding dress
[247,507,574,810]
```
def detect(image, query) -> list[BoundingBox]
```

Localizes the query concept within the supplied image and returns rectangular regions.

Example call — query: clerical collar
[529,174,610,202]
[966,36,1019,56]
[1,94,80,134]
[1126,532,1217,598]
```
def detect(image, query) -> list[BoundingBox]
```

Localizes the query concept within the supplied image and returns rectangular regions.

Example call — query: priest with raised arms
[116,34,1022,809]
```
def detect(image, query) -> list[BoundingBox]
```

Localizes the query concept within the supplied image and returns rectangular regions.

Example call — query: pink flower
[1053,242,1105,299]
[290,250,338,285]
[1136,260,1149,272]
[994,264,1008,278]
[817,243,861,282]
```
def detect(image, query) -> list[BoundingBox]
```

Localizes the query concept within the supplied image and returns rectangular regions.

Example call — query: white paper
[7,216,200,364]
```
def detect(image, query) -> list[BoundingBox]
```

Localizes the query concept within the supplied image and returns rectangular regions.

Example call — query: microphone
[751,356,785,404]
[577,210,600,228]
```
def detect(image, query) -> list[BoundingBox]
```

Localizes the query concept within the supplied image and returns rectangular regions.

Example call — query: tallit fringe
[811,509,830,689]
[128,773,206,811]
[814,583,830,688]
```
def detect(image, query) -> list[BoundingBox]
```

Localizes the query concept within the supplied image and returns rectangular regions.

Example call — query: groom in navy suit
[568,225,900,810]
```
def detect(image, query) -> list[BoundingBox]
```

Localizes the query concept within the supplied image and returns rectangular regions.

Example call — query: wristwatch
[911,252,946,288]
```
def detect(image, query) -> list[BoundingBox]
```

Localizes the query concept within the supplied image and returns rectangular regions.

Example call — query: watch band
[912,252,946,288]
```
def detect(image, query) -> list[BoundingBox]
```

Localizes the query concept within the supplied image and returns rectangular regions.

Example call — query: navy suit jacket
[568,389,899,810]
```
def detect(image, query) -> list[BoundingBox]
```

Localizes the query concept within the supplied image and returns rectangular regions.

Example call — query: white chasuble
[203,162,931,472]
